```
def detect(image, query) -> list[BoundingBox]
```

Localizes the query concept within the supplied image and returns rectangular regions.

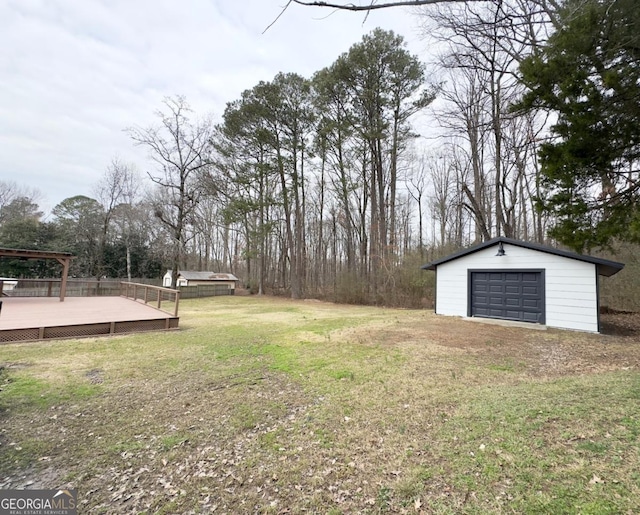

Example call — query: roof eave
[419,236,625,276]
[597,263,625,277]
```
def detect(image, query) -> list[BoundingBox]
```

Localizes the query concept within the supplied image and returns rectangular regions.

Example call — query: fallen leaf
[589,474,604,485]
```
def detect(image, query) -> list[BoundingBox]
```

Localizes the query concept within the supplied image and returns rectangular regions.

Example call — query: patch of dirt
[372,311,640,378]
[0,466,62,490]
[84,369,104,384]
[600,311,640,339]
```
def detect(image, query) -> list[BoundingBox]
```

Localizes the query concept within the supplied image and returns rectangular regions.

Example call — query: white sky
[0,0,434,214]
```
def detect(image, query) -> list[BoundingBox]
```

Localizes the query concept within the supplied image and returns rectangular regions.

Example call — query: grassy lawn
[1,295,639,514]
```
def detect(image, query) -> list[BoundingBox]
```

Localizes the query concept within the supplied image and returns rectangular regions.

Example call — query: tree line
[1,0,638,307]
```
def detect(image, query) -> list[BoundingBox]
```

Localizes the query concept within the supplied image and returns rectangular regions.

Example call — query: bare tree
[406,155,429,255]
[426,152,458,246]
[127,96,214,288]
[422,0,550,241]
[0,181,42,217]
[94,159,140,280]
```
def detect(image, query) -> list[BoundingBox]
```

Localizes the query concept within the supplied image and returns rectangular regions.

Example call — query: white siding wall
[435,243,599,332]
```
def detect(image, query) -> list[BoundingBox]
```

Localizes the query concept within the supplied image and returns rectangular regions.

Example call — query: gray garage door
[470,271,545,324]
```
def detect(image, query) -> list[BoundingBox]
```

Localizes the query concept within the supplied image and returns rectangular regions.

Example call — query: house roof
[420,237,625,277]
[166,270,239,282]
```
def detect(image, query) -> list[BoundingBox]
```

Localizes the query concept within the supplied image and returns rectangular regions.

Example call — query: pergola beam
[0,248,75,302]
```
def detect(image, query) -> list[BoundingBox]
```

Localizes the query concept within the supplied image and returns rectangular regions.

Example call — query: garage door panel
[470,270,544,324]
[521,312,540,322]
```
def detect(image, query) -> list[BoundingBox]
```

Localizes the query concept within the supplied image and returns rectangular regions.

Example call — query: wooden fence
[178,284,234,299]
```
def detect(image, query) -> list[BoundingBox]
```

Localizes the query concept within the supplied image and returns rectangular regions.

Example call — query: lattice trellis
[0,328,40,343]
[0,318,179,343]
[114,319,167,333]
[43,323,112,339]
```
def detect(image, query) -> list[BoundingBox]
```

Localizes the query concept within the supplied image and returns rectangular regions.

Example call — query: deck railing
[120,282,180,317]
[3,278,161,298]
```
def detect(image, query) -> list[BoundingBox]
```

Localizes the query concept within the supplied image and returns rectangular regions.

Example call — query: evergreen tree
[518,0,640,251]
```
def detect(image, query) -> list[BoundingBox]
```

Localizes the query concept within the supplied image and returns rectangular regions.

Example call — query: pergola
[0,248,75,301]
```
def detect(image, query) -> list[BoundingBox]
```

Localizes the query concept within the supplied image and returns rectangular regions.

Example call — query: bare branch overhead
[291,0,477,10]
[265,0,483,31]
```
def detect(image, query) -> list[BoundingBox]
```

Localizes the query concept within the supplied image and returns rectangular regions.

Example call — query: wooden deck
[0,297,179,343]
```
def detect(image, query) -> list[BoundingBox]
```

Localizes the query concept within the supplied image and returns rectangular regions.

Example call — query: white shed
[162,271,239,290]
[421,237,624,333]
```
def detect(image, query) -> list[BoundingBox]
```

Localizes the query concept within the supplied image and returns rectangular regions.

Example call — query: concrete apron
[463,316,548,331]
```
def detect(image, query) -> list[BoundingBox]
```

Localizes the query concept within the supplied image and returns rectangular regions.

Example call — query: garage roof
[421,237,625,277]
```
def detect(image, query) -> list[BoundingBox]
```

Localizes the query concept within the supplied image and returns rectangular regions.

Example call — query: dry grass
[1,296,639,514]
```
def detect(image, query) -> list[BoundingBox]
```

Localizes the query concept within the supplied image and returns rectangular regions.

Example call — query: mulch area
[600,309,640,340]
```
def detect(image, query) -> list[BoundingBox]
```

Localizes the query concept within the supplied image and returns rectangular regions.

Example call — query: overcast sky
[0,0,431,214]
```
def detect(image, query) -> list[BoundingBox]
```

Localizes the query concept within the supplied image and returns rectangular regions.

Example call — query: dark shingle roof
[420,237,624,277]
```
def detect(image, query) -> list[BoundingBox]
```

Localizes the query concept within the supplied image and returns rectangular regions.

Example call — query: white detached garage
[421,237,624,333]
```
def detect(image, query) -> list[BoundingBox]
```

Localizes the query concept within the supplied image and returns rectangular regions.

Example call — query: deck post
[174,291,180,317]
[57,258,71,302]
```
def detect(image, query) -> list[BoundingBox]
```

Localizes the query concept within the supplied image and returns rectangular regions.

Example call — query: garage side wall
[435,244,598,332]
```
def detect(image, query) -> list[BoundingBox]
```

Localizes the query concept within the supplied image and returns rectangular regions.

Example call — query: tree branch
[264,0,294,34]
[291,0,475,10]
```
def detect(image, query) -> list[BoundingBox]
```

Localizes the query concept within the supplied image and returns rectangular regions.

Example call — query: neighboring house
[421,237,624,333]
[0,277,18,295]
[162,271,239,292]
